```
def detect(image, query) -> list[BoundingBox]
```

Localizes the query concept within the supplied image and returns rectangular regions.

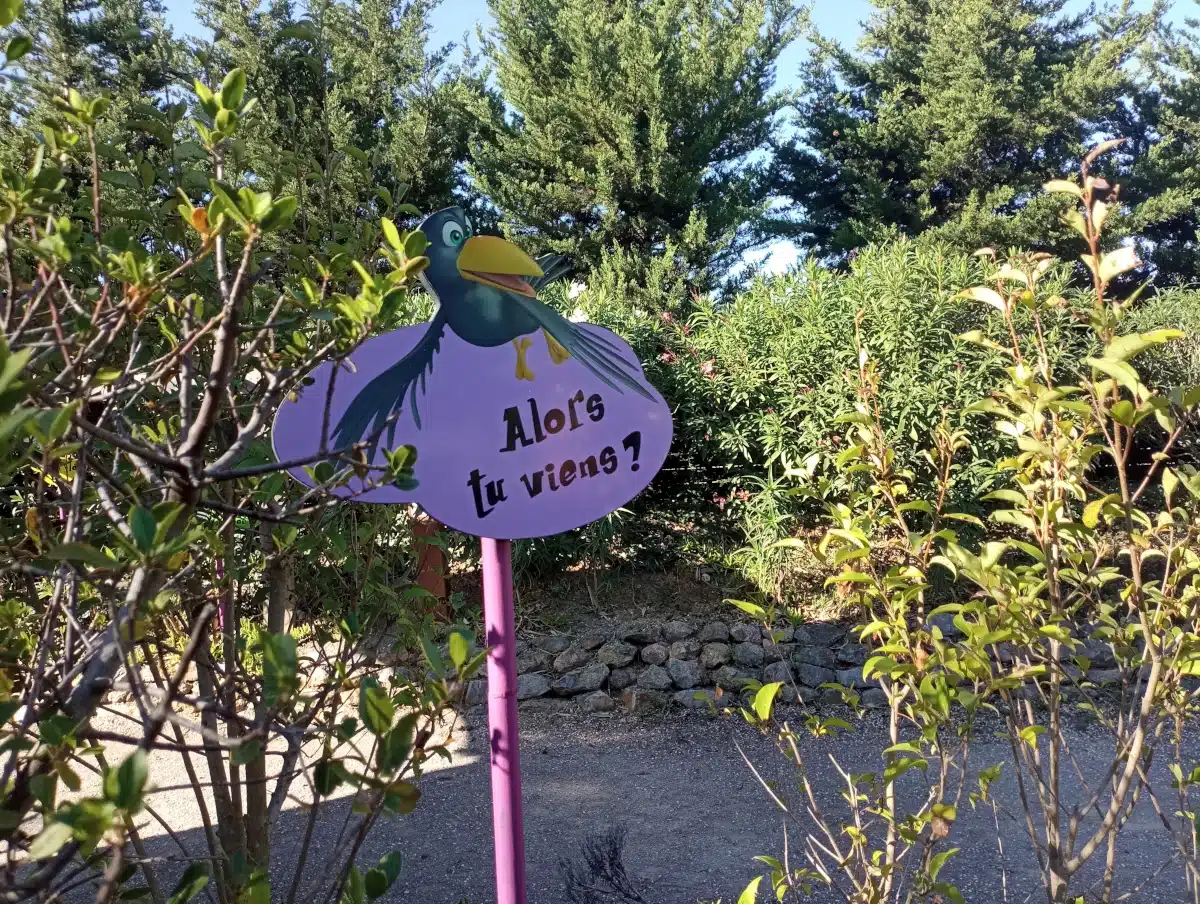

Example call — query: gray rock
[1087,668,1124,685]
[927,611,964,639]
[733,642,765,668]
[466,680,487,705]
[516,673,551,700]
[819,686,848,705]
[730,623,762,643]
[795,623,846,646]
[766,625,796,643]
[538,635,572,654]
[663,620,695,642]
[554,646,593,673]
[637,665,674,691]
[608,667,638,691]
[862,688,889,708]
[640,643,669,666]
[700,642,732,669]
[713,666,758,690]
[762,641,795,662]
[597,640,637,668]
[667,657,704,689]
[668,639,702,661]
[763,661,793,684]
[836,667,876,690]
[552,662,609,696]
[1081,637,1116,669]
[838,643,869,666]
[516,649,554,674]
[795,663,837,687]
[794,685,818,705]
[792,645,838,670]
[673,688,721,711]
[578,631,608,652]
[621,619,662,645]
[696,621,730,643]
[580,690,616,713]
[621,688,670,714]
[522,697,569,714]
[514,639,530,656]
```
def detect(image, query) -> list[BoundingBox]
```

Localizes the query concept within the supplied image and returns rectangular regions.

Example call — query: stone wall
[464,617,889,715]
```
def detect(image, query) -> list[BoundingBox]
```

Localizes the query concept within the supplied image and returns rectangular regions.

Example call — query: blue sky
[158,0,1186,274]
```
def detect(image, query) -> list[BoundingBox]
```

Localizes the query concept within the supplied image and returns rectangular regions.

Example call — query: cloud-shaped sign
[272,321,672,539]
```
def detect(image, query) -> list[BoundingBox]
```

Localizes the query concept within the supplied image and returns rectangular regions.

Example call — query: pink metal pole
[481,537,528,904]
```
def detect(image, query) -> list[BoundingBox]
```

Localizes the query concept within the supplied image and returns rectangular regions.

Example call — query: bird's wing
[507,294,655,401]
[331,310,449,455]
[526,254,573,294]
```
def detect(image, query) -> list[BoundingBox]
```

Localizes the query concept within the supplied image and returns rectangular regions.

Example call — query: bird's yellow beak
[457,235,543,298]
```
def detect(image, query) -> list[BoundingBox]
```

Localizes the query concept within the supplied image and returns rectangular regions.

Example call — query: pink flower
[659,350,677,364]
[660,311,673,323]
[712,492,727,511]
[699,359,716,377]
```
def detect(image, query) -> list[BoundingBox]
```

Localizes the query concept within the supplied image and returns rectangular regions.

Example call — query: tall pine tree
[194,0,487,235]
[1,0,185,166]
[472,0,801,289]
[771,0,1163,266]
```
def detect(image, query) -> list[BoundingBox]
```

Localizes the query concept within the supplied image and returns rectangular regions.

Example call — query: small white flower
[568,307,588,323]
[568,280,587,300]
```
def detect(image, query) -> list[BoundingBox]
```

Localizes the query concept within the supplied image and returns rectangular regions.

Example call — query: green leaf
[5,35,32,61]
[448,630,469,670]
[230,740,263,766]
[1164,468,1179,509]
[359,678,394,735]
[279,22,316,41]
[220,68,247,110]
[46,543,117,569]
[259,196,298,232]
[420,631,445,678]
[727,598,767,619]
[167,862,211,904]
[340,866,365,904]
[1104,330,1184,363]
[380,217,402,251]
[261,633,297,706]
[404,230,429,257]
[1082,494,1121,529]
[752,682,782,721]
[101,171,141,190]
[1043,179,1081,197]
[737,875,762,904]
[364,851,403,899]
[377,713,416,774]
[28,820,72,860]
[313,759,342,796]
[105,750,148,811]
[1019,724,1046,747]
[955,285,1006,311]
[1099,246,1140,283]
[928,848,960,882]
[129,506,156,553]
[0,0,23,28]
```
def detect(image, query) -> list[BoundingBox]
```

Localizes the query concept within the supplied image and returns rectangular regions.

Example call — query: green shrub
[570,240,1097,596]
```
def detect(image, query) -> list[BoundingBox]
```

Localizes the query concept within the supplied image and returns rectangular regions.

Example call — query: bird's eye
[442,222,465,247]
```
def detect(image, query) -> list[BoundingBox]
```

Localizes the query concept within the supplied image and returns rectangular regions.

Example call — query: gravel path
[85,704,1191,904]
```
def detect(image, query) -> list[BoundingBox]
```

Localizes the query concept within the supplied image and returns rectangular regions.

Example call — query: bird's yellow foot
[513,337,535,381]
[544,329,570,364]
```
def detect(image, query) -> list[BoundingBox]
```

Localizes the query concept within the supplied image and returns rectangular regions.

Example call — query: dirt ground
[79,702,1193,904]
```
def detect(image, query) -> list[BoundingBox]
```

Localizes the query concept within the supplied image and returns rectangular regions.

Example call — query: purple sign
[272,207,672,539]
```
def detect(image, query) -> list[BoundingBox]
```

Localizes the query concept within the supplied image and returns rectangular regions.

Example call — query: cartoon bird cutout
[331,207,653,454]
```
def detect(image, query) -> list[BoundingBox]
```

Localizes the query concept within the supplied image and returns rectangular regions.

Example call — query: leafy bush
[571,239,1105,599]
[735,145,1200,904]
[0,8,478,902]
